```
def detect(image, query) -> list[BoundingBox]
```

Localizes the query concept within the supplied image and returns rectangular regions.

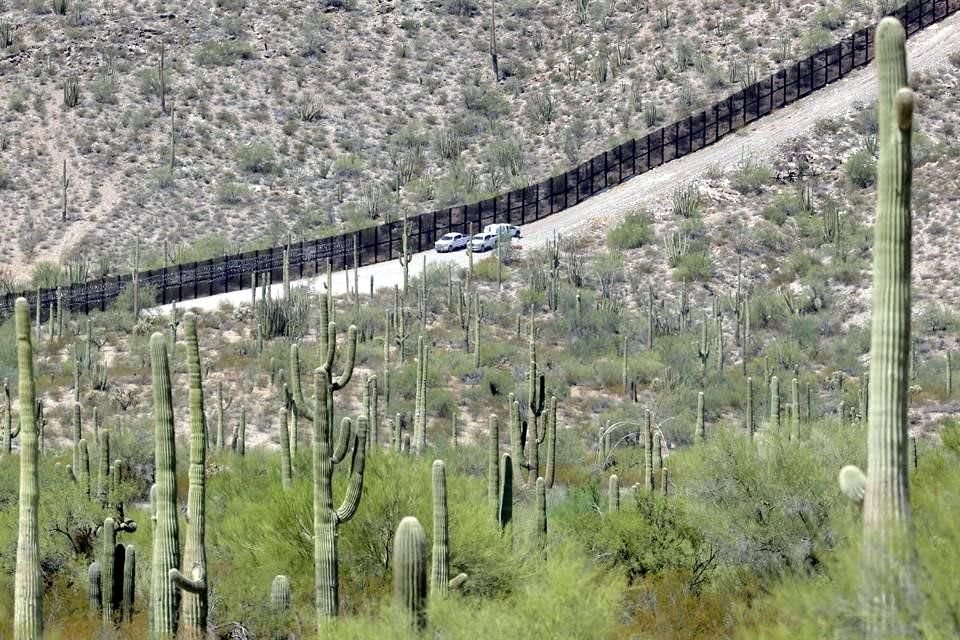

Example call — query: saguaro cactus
[488,414,499,523]
[76,439,91,497]
[2,377,19,454]
[97,429,111,505]
[235,406,246,456]
[535,476,547,551]
[544,396,557,489]
[746,376,755,438]
[413,336,428,453]
[314,368,367,627]
[72,401,82,468]
[696,391,705,441]
[150,333,181,639]
[169,313,209,639]
[89,561,102,616]
[524,318,548,485]
[393,516,427,631]
[498,453,513,534]
[608,474,620,513]
[769,375,780,432]
[271,575,292,640]
[14,298,42,640]
[838,17,918,638]
[644,409,654,491]
[101,517,119,623]
[431,460,450,598]
[279,406,292,489]
[123,545,136,623]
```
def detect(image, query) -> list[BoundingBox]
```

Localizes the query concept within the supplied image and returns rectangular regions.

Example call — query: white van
[483,223,521,239]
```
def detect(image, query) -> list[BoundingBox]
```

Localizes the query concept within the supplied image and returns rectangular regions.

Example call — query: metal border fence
[2,0,956,320]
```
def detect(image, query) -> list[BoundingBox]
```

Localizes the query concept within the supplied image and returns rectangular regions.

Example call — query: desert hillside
[0,0,880,285]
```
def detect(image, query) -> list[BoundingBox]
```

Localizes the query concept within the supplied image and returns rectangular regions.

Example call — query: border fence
[2,0,957,321]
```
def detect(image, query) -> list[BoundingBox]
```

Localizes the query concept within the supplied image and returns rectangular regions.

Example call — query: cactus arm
[544,397,557,488]
[288,344,316,422]
[498,453,513,532]
[332,326,358,389]
[449,573,468,590]
[839,465,867,506]
[169,566,206,594]
[508,397,523,483]
[322,322,337,375]
[532,373,546,418]
[536,476,547,551]
[14,297,42,640]
[331,417,352,465]
[335,426,367,524]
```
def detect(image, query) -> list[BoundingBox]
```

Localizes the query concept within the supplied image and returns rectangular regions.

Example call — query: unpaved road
[153,14,960,315]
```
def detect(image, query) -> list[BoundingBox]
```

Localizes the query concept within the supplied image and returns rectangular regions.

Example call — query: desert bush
[673,425,861,581]
[235,142,278,174]
[844,149,876,189]
[730,157,774,195]
[194,40,255,66]
[607,209,652,250]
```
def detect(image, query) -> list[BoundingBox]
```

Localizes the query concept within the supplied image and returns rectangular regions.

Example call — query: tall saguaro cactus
[314,369,368,628]
[770,375,780,432]
[488,414,500,523]
[839,17,918,638]
[524,318,547,484]
[413,336,428,453]
[14,298,42,640]
[169,313,209,639]
[431,460,450,598]
[149,333,181,639]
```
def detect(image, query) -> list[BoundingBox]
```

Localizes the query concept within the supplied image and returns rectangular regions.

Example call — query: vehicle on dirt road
[434,232,469,252]
[468,233,498,252]
[483,223,521,238]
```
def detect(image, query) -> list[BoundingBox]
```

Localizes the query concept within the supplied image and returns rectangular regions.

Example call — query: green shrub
[607,209,653,250]
[672,251,712,282]
[235,142,278,174]
[194,40,255,66]
[673,425,862,580]
[844,149,876,189]
[730,158,774,195]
